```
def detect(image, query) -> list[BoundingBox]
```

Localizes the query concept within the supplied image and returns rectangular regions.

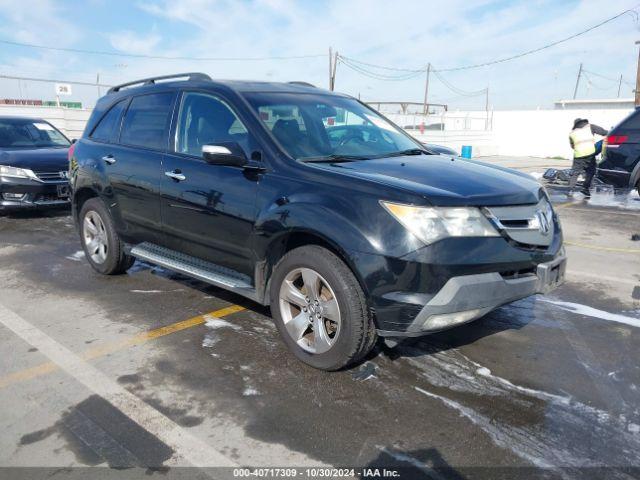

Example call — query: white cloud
[109,30,162,55]
[0,0,638,108]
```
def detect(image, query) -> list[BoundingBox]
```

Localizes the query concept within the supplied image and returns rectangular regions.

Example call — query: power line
[339,57,425,81]
[432,70,487,96]
[0,39,326,62]
[582,72,614,91]
[0,74,113,88]
[340,5,639,73]
[338,56,425,73]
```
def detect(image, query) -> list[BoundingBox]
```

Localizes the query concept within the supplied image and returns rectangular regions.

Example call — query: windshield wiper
[385,148,429,157]
[302,154,368,163]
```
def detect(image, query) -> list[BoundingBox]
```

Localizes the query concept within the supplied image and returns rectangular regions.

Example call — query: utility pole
[572,63,582,99]
[329,50,338,91]
[422,63,431,115]
[635,40,640,106]
[617,74,623,98]
[96,73,101,98]
[328,47,333,90]
[485,87,490,130]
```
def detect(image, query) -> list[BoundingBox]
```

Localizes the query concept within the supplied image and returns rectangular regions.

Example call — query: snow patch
[204,317,241,330]
[540,298,640,329]
[66,250,85,261]
[243,387,259,396]
[404,343,640,471]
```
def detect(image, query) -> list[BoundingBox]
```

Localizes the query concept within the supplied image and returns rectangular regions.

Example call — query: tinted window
[615,109,640,130]
[0,119,70,148]
[120,93,174,150]
[246,92,420,160]
[90,100,127,142]
[175,92,248,157]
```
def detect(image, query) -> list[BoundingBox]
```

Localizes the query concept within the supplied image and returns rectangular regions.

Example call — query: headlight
[0,165,38,180]
[381,201,499,245]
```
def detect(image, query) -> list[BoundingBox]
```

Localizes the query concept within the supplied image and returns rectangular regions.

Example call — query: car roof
[105,73,350,98]
[0,116,50,123]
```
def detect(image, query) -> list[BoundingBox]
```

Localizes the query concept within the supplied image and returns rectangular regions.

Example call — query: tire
[79,198,134,275]
[269,245,376,370]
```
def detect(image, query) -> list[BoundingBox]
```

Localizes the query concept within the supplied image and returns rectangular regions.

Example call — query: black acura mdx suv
[70,73,566,370]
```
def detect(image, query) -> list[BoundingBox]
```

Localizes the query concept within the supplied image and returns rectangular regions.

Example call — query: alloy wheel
[82,211,108,264]
[278,267,341,354]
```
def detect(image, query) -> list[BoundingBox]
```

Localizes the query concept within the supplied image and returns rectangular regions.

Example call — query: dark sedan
[0,116,71,211]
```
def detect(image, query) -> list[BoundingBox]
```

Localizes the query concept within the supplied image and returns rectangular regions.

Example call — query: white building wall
[0,104,92,140]
[0,104,633,159]
[394,107,632,158]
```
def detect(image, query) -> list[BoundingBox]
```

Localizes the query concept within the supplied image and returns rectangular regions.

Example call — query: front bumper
[377,253,566,336]
[0,177,70,210]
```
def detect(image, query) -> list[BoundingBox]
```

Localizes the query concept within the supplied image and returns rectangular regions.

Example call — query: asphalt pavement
[0,157,639,480]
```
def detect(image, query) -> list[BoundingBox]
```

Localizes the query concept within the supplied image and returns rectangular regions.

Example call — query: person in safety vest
[568,118,607,197]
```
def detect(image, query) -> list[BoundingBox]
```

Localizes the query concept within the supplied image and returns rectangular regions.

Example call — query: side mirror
[202,142,247,167]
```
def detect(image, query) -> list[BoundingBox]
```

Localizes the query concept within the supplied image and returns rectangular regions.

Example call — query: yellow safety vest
[569,124,596,158]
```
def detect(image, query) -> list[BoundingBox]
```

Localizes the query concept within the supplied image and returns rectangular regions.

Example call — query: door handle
[102,155,116,165]
[165,170,186,181]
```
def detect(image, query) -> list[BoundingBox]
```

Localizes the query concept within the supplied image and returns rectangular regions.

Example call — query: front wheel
[270,245,376,370]
[79,198,134,275]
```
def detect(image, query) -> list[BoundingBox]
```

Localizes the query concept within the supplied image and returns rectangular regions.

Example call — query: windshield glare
[0,119,70,149]
[245,93,422,160]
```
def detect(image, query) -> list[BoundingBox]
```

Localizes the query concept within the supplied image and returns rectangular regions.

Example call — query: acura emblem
[60,171,69,179]
[535,209,551,236]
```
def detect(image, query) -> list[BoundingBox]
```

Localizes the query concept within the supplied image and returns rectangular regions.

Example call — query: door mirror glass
[202,142,247,167]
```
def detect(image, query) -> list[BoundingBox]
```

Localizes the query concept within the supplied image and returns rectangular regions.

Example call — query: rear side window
[615,109,640,130]
[90,100,127,143]
[120,93,174,150]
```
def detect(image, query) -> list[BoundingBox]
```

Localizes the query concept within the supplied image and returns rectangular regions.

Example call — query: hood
[310,154,543,206]
[0,147,69,173]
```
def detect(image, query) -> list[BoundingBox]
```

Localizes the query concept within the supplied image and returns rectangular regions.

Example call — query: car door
[105,92,176,243]
[160,90,262,277]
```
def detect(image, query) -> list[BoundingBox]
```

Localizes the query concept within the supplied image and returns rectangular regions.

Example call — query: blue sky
[0,0,637,109]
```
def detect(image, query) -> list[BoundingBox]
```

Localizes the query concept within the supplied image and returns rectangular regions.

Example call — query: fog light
[3,193,26,200]
[422,308,484,331]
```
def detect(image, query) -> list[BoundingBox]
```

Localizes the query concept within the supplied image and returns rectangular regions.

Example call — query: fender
[70,153,127,234]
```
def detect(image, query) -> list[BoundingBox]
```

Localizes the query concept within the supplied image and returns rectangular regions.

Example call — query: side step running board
[130,242,259,302]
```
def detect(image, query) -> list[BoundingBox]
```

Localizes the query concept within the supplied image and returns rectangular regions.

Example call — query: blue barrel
[461,145,472,159]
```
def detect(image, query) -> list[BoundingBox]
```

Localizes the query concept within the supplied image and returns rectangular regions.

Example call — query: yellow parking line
[564,240,640,254]
[0,304,245,389]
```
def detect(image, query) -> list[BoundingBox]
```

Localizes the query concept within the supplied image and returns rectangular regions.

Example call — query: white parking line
[0,301,236,469]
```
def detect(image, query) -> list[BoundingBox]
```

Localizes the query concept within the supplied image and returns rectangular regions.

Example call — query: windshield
[0,119,70,149]
[245,92,423,160]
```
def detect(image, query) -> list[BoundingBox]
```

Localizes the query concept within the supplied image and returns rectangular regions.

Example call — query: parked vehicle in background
[71,73,566,371]
[597,108,639,194]
[0,117,71,211]
[422,142,459,156]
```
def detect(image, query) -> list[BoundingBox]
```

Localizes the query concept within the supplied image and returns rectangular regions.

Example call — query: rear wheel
[79,198,134,275]
[270,245,376,370]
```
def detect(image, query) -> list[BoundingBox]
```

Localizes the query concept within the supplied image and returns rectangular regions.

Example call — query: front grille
[35,171,66,182]
[500,268,536,280]
[34,193,68,203]
[485,198,555,248]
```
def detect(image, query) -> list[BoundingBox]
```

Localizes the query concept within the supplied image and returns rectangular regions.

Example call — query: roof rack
[107,72,212,94]
[288,81,316,88]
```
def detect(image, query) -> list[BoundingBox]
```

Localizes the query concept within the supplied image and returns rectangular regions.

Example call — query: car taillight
[606,135,628,146]
[68,142,76,161]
